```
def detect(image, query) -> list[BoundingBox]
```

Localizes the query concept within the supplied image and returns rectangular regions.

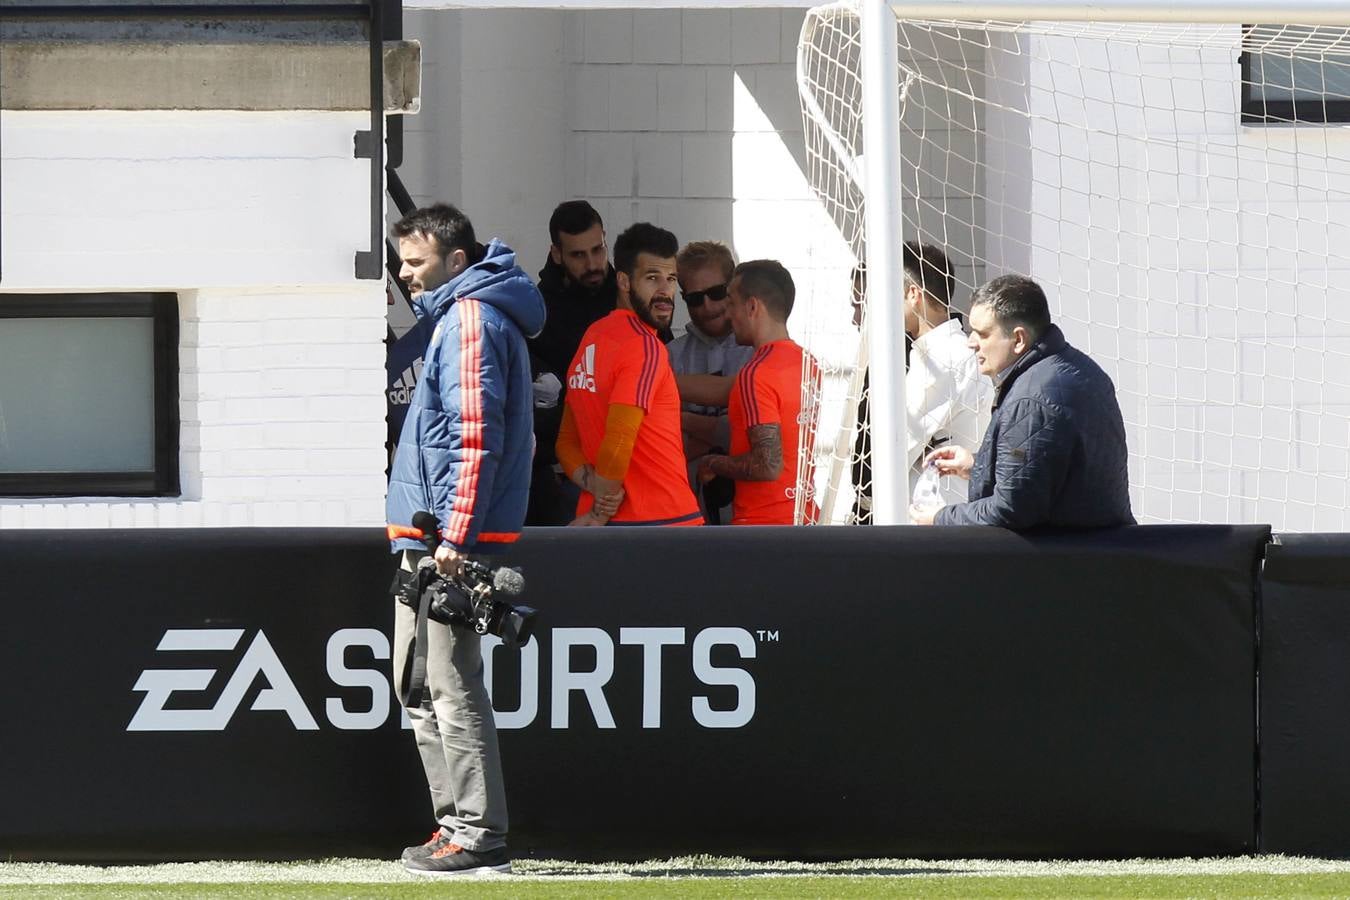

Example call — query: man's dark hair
[549,200,604,247]
[902,241,955,308]
[971,274,1052,341]
[392,203,480,261]
[613,222,679,277]
[733,259,796,322]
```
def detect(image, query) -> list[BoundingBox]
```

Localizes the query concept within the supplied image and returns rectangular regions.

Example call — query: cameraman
[386,204,545,877]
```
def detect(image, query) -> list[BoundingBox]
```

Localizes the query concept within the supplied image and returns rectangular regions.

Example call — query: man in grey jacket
[669,240,755,523]
[913,274,1134,530]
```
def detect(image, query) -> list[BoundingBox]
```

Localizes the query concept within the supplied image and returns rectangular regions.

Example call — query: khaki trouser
[392,550,508,851]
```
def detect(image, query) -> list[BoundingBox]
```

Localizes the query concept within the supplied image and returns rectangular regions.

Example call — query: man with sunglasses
[669,242,756,523]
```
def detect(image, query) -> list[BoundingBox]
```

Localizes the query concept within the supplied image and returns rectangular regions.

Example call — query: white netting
[796,3,1350,530]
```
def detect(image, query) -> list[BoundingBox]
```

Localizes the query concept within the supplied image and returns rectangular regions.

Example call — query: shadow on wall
[398,7,817,311]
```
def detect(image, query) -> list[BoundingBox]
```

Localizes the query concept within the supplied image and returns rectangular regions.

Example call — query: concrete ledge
[1,41,421,112]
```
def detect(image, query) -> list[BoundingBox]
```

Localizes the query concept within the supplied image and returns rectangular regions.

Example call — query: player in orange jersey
[696,259,819,525]
[555,223,703,527]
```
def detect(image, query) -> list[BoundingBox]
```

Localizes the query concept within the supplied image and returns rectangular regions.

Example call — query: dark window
[1242,26,1350,124]
[0,293,179,497]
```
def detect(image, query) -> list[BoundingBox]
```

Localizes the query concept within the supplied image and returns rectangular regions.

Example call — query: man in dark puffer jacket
[526,201,617,525]
[913,274,1134,530]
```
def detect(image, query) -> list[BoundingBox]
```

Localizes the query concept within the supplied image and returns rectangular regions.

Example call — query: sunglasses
[682,283,729,307]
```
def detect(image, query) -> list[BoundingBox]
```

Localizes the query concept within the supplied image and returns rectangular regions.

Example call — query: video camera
[394,511,538,648]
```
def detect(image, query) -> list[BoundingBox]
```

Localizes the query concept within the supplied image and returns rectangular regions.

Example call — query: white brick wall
[457,10,567,268]
[978,25,1350,530]
[183,288,387,524]
[1,111,371,290]
[400,9,566,274]
[732,9,783,65]
[681,10,732,65]
[584,133,636,197]
[657,67,708,131]
[1,111,388,528]
[401,7,819,335]
[584,10,634,64]
[559,8,812,333]
[634,9,682,65]
[636,133,683,197]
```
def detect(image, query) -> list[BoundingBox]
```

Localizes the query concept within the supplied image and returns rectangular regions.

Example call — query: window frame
[1240,29,1350,125]
[0,292,180,498]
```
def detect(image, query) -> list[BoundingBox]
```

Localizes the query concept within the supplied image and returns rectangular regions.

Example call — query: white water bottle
[911,461,945,519]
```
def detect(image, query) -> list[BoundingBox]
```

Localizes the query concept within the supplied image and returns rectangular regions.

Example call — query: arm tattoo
[712,424,783,482]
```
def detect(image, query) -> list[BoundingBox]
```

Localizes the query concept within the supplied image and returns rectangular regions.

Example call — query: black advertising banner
[1260,534,1350,857]
[0,529,415,861]
[0,525,1266,862]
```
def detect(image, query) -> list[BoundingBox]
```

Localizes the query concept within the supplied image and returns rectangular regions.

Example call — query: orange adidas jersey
[564,309,702,526]
[727,339,820,525]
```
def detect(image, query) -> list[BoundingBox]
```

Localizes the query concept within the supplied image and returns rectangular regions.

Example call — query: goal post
[858,0,909,527]
[796,0,1350,530]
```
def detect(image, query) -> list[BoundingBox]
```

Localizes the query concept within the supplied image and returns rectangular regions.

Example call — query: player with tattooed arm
[696,259,819,525]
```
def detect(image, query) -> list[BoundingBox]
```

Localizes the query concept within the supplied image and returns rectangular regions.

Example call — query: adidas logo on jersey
[569,343,597,393]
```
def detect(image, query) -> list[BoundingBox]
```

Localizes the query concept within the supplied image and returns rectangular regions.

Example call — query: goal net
[796,2,1350,530]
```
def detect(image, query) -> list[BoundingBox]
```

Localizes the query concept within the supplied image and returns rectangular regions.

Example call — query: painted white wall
[979,25,1350,531]
[400,8,567,280]
[568,8,816,335]
[0,111,388,528]
[399,10,465,216]
[2,112,373,290]
[403,7,815,335]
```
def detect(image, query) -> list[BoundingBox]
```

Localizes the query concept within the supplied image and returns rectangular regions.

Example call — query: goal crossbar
[887,0,1350,25]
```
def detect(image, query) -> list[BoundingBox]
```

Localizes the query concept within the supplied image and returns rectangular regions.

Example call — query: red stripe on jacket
[445,299,484,546]
[387,524,427,542]
[385,526,517,544]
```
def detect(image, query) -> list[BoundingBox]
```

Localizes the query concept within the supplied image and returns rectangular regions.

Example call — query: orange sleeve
[595,402,646,482]
[555,404,587,479]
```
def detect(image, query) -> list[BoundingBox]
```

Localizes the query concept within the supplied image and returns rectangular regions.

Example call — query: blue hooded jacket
[386,240,546,553]
[935,324,1134,530]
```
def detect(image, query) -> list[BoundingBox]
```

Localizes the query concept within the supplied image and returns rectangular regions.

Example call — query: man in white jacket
[901,241,990,510]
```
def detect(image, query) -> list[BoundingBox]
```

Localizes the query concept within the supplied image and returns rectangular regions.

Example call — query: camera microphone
[460,560,524,596]
[491,566,525,596]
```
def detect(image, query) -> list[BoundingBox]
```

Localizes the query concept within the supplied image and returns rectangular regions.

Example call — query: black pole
[387,168,416,219]
[354,0,385,279]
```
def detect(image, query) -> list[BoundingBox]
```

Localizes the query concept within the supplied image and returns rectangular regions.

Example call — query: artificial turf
[8,871,1350,898]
